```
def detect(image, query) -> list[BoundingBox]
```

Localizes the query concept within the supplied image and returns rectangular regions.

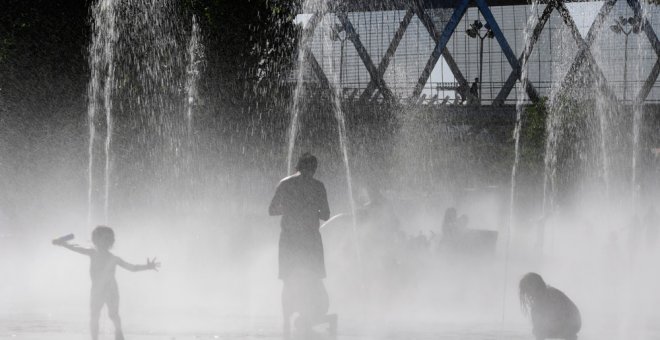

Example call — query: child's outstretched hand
[52,239,67,246]
[52,234,75,246]
[146,257,160,271]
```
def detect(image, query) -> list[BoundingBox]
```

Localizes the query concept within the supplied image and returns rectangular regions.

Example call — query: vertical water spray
[103,25,115,224]
[504,0,540,321]
[87,38,99,225]
[325,17,362,270]
[102,0,116,224]
[630,5,647,210]
[542,12,578,215]
[287,1,363,273]
[87,0,118,224]
[185,15,203,133]
[631,104,641,209]
[597,99,611,200]
[287,10,324,175]
[287,49,305,175]
[542,100,560,213]
[331,94,361,266]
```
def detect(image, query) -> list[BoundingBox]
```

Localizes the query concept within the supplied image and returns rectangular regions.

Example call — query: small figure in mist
[520,273,581,340]
[470,78,479,96]
[53,226,160,340]
[467,77,479,105]
[358,182,401,236]
[441,207,458,238]
[269,153,336,338]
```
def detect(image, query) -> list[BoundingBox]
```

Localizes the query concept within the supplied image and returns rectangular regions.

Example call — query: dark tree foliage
[0,1,90,66]
[187,0,300,115]
[0,0,300,120]
[521,97,548,179]
[1,0,91,119]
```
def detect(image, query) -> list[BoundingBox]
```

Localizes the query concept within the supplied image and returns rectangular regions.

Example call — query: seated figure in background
[520,272,581,340]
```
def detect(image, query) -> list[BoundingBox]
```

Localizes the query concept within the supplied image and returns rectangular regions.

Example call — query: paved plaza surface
[0,316,527,340]
[2,316,659,340]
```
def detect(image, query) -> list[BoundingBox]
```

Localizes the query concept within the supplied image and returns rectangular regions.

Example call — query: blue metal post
[638,59,660,102]
[552,0,616,104]
[476,0,539,103]
[555,2,618,102]
[337,12,394,101]
[627,0,660,101]
[411,0,469,100]
[494,2,555,105]
[360,8,415,102]
[413,0,468,89]
[300,13,333,91]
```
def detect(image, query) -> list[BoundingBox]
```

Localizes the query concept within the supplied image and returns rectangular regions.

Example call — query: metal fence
[299,0,660,105]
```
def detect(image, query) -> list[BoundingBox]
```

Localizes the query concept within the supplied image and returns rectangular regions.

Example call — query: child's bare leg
[107,290,124,340]
[90,296,103,340]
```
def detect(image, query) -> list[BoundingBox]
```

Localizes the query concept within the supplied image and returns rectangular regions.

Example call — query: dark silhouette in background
[441,207,458,239]
[468,77,480,105]
[53,226,160,340]
[520,272,581,340]
[269,153,336,338]
[438,207,497,257]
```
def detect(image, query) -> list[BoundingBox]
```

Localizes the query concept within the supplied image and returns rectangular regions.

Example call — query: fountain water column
[542,95,561,213]
[185,15,203,133]
[597,99,611,200]
[630,5,648,210]
[87,34,99,224]
[505,0,541,321]
[631,93,641,211]
[288,2,364,277]
[87,0,118,224]
[325,16,362,270]
[103,0,116,223]
[287,9,325,174]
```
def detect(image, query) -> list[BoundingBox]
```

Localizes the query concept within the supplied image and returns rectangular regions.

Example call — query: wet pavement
[1,316,659,340]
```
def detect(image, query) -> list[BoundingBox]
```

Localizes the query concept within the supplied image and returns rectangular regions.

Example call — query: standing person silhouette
[269,153,336,338]
[468,77,480,105]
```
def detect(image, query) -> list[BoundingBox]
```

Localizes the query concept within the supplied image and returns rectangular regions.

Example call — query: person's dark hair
[92,225,115,250]
[296,152,318,173]
[519,272,547,315]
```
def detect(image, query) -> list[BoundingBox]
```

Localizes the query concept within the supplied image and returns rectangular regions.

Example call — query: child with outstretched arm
[53,226,160,340]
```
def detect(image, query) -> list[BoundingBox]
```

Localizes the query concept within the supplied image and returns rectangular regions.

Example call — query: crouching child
[520,272,581,340]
